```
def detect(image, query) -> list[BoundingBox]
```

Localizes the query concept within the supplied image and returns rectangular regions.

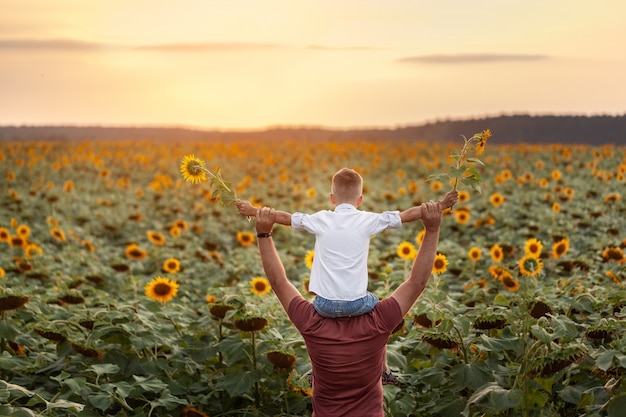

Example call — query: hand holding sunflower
[180,154,238,206]
[428,129,492,193]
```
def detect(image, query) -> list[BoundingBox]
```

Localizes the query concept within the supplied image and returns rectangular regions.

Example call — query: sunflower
[457,190,470,203]
[490,244,504,263]
[488,265,511,281]
[430,180,443,192]
[397,241,417,260]
[236,231,255,247]
[432,253,448,274]
[0,295,29,311]
[604,193,621,203]
[454,209,470,225]
[182,407,210,417]
[24,244,43,259]
[180,154,208,184]
[468,247,482,262]
[0,267,5,279]
[524,238,543,257]
[10,235,26,248]
[147,231,166,245]
[415,230,425,246]
[489,193,504,207]
[250,276,271,295]
[63,180,74,193]
[125,243,148,260]
[307,187,316,199]
[550,170,562,181]
[519,254,543,277]
[50,228,66,242]
[304,250,315,269]
[0,227,10,243]
[145,276,179,303]
[602,247,625,263]
[552,238,569,259]
[16,225,30,238]
[163,257,181,273]
[552,202,560,213]
[501,275,520,292]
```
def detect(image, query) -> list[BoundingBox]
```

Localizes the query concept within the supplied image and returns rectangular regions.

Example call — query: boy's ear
[356,195,363,206]
[330,193,336,205]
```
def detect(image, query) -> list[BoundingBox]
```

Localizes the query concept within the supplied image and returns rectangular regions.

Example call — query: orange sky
[1,1,625,130]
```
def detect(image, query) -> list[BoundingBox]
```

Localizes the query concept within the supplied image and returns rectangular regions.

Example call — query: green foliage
[0,138,624,416]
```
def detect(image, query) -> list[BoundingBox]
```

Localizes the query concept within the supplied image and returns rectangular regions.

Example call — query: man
[254,195,452,417]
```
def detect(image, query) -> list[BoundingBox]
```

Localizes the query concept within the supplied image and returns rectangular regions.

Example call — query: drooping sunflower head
[180,154,208,184]
[602,247,625,263]
[524,238,543,257]
[432,253,449,275]
[145,276,179,303]
[125,243,148,260]
[501,275,519,292]
[397,241,417,260]
[250,276,271,296]
[519,254,543,277]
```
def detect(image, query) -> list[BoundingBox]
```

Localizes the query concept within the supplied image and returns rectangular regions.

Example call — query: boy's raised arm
[236,199,292,226]
[399,189,458,223]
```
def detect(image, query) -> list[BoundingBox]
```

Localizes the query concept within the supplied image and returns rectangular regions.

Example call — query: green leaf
[132,375,169,393]
[0,320,19,340]
[593,349,615,370]
[493,293,510,306]
[215,370,261,397]
[88,363,120,376]
[607,393,626,417]
[0,405,38,417]
[450,362,492,390]
[467,157,485,166]
[89,393,113,411]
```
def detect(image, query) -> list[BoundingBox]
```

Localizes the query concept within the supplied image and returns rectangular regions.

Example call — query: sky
[1,0,625,130]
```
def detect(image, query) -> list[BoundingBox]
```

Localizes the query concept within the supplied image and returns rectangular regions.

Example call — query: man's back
[288,296,403,417]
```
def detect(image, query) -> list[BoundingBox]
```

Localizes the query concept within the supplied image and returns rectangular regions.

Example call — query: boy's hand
[438,189,459,210]
[236,199,257,216]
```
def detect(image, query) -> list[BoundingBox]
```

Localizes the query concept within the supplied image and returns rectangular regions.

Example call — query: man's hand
[438,189,459,210]
[255,207,276,234]
[236,199,257,217]
[421,200,443,231]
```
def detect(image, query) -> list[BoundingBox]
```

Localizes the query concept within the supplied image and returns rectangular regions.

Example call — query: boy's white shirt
[291,203,402,301]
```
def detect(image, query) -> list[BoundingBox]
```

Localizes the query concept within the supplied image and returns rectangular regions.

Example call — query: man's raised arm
[255,207,301,313]
[391,200,446,316]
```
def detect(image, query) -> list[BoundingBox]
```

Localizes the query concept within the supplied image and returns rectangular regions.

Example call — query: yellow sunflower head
[180,154,208,184]
[490,244,504,263]
[250,276,272,296]
[489,193,504,207]
[501,275,519,292]
[397,241,417,260]
[432,253,449,275]
[236,231,255,247]
[468,247,482,262]
[145,276,179,304]
[524,238,543,257]
[519,254,543,277]
[552,238,570,259]
[304,250,315,269]
[163,257,181,273]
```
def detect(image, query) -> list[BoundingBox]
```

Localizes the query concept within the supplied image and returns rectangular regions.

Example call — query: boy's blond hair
[331,168,363,203]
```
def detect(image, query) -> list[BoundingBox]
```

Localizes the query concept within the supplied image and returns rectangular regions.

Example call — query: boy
[237,168,458,384]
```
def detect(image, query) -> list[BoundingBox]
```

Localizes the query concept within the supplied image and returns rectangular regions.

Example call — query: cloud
[0,39,106,51]
[397,53,550,64]
[133,42,280,52]
[306,44,383,51]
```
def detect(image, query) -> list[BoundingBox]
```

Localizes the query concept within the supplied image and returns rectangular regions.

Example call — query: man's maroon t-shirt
[288,296,403,417]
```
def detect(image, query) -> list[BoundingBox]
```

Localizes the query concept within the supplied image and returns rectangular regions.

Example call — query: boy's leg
[313,292,378,318]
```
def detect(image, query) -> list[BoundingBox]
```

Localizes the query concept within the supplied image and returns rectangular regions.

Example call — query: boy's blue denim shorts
[313,292,379,318]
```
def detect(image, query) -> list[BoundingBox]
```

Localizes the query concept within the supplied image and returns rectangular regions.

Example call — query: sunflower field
[0,135,624,417]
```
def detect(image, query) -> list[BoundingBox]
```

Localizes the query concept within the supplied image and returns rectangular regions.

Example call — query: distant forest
[1,114,625,145]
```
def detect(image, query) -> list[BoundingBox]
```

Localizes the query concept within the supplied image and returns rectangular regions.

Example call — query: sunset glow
[1,0,625,129]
